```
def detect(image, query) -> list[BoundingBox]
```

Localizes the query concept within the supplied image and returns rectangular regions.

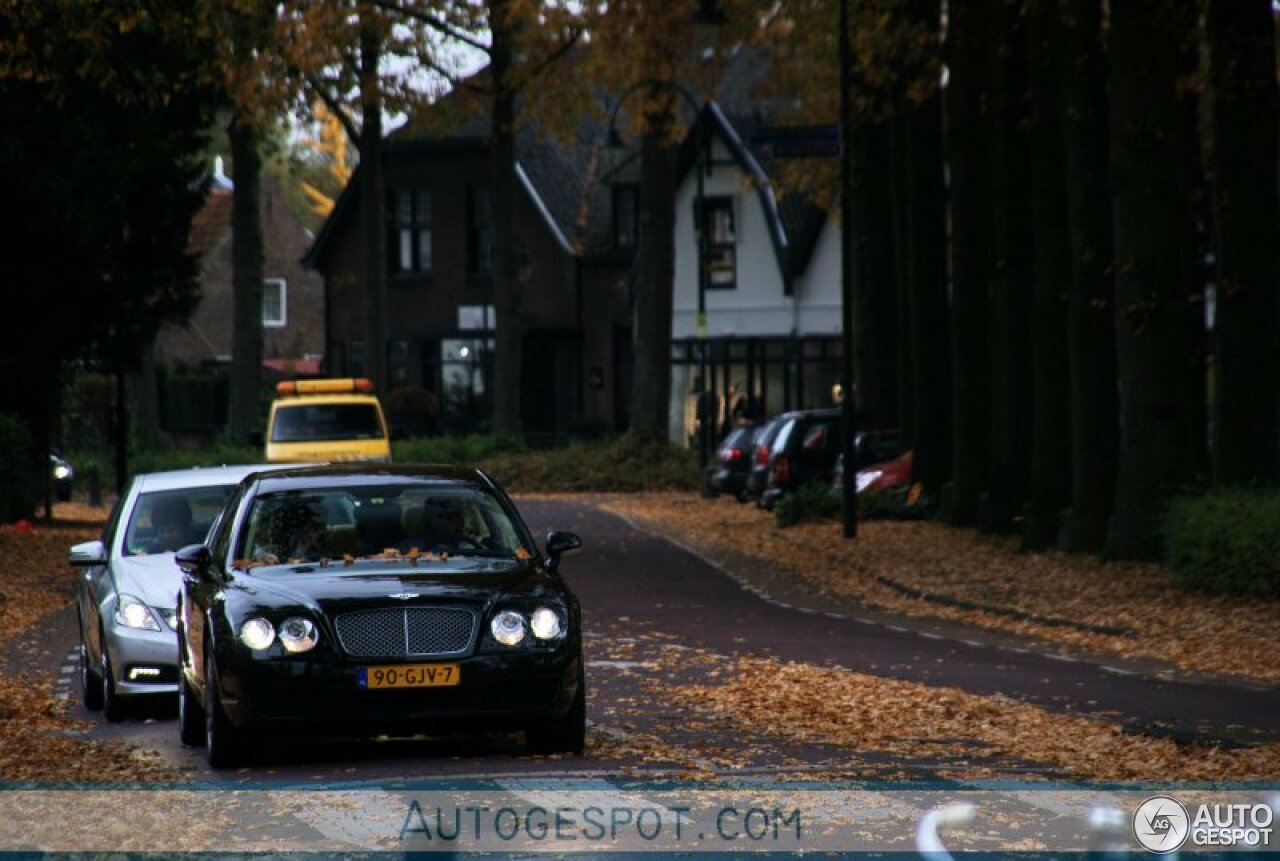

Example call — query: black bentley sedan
[173,464,584,768]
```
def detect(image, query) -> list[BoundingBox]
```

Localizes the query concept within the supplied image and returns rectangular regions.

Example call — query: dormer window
[697,196,736,289]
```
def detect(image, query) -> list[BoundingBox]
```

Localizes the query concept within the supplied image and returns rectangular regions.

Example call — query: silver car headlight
[491,610,526,646]
[278,617,319,653]
[529,606,564,641]
[115,594,161,631]
[239,617,276,651]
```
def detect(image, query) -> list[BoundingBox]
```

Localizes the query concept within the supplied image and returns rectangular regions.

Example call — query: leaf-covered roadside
[599,494,1280,684]
[670,657,1280,783]
[0,503,180,781]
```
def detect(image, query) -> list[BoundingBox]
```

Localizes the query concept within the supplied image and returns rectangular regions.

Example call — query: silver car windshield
[236,485,528,567]
[124,486,237,556]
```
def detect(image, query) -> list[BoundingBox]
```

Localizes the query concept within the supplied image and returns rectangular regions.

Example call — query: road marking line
[1102,665,1136,676]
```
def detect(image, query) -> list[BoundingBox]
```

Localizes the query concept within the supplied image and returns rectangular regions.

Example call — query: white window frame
[263,277,287,328]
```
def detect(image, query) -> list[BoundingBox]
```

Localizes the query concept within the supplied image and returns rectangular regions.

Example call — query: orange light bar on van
[276,378,375,396]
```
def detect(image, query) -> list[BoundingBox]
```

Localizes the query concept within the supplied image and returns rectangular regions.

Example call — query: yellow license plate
[359,664,460,689]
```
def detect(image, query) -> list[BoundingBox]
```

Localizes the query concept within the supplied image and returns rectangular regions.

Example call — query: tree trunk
[489,0,523,439]
[227,111,264,445]
[128,344,163,451]
[1055,0,1118,553]
[889,114,914,443]
[1022,0,1073,551]
[901,0,950,495]
[627,101,677,443]
[358,8,387,391]
[853,120,898,430]
[1207,0,1280,485]
[940,0,991,526]
[979,0,1032,534]
[1105,0,1202,560]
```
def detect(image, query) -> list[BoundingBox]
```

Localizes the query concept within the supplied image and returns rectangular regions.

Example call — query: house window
[392,188,432,273]
[614,184,639,249]
[697,196,736,289]
[262,278,286,328]
[467,184,491,273]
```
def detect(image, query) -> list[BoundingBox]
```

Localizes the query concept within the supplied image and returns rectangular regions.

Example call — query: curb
[871,575,1135,638]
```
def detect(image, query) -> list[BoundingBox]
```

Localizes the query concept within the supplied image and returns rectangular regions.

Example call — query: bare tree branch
[371,0,490,52]
[508,28,582,94]
[305,73,361,145]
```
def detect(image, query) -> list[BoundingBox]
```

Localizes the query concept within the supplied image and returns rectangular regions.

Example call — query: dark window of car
[211,484,248,564]
[771,417,797,456]
[391,188,432,274]
[467,183,491,273]
[754,418,786,462]
[718,427,753,457]
[124,486,238,556]
[102,480,132,544]
[271,404,386,443]
[614,184,639,249]
[802,424,830,454]
[235,485,528,566]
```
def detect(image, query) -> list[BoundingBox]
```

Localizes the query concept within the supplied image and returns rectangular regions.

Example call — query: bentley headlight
[278,617,319,653]
[53,464,72,480]
[529,607,563,641]
[115,595,160,631]
[491,610,526,646]
[239,617,276,651]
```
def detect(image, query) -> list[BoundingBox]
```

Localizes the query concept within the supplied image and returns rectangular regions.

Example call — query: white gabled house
[667,103,845,445]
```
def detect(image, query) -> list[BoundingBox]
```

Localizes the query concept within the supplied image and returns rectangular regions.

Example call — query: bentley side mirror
[174,544,213,579]
[544,531,582,571]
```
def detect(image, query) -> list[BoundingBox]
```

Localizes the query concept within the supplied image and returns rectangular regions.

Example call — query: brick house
[154,162,326,431]
[304,119,633,439]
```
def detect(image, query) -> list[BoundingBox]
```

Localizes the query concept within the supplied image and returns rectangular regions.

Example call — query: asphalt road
[25,497,1280,782]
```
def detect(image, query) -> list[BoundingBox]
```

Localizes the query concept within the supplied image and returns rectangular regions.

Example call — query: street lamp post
[606,81,715,473]
[838,0,859,538]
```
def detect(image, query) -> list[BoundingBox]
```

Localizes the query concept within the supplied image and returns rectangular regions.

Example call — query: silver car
[69,465,297,720]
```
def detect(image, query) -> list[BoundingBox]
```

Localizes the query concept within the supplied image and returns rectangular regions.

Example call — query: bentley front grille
[334,607,476,658]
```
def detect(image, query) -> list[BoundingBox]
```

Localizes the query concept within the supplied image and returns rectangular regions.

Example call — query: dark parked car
[853,430,905,470]
[709,423,761,501]
[744,415,790,502]
[760,408,843,510]
[174,464,584,768]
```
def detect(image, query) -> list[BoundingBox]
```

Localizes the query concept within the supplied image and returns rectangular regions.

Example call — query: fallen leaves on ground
[0,502,175,781]
[599,493,1280,683]
[0,674,177,781]
[672,656,1280,782]
[0,503,103,636]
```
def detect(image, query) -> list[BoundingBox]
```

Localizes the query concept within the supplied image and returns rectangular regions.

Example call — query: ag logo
[1133,796,1190,853]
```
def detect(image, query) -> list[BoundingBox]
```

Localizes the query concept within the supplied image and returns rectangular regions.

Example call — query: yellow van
[262,378,393,463]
